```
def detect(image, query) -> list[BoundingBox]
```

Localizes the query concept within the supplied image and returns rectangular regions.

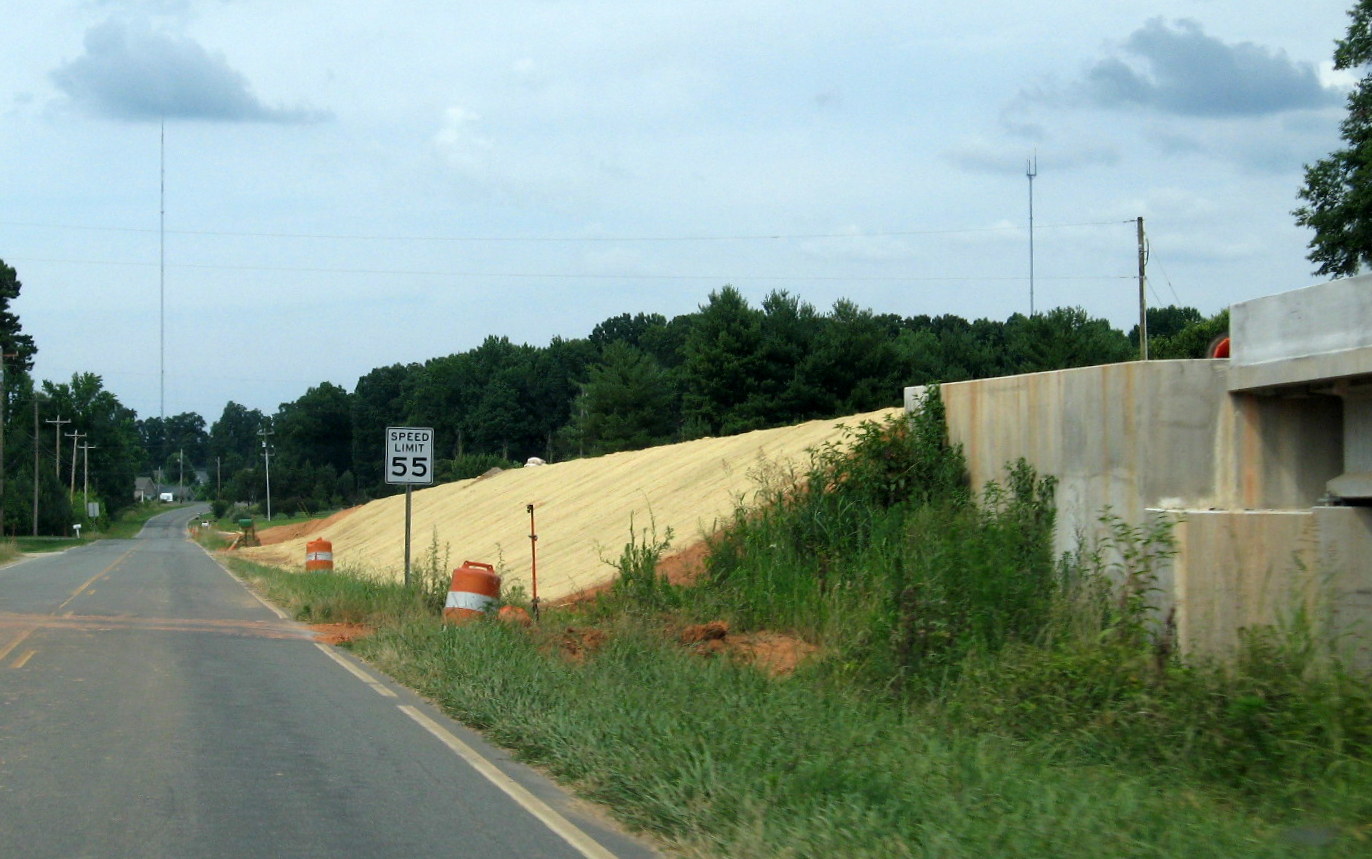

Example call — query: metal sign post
[527,503,540,621]
[385,426,435,587]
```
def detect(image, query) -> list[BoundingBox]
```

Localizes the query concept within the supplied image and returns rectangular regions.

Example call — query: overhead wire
[5,216,1140,285]
[0,218,1136,244]
[6,254,1134,283]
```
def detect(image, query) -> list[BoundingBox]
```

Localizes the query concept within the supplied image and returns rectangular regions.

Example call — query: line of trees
[0,256,1233,533]
[0,261,147,535]
[176,287,1226,517]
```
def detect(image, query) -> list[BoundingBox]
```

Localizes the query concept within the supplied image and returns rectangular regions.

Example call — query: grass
[13,536,85,553]
[0,501,190,548]
[349,615,1360,858]
[226,558,434,628]
[199,391,1372,856]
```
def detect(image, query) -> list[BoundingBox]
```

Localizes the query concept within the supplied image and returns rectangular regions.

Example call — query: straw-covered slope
[240,408,899,601]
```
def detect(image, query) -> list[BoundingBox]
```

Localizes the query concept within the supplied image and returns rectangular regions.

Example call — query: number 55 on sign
[386,427,435,485]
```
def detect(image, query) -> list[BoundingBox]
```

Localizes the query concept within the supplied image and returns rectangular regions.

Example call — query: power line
[8,255,1134,283]
[0,218,1136,244]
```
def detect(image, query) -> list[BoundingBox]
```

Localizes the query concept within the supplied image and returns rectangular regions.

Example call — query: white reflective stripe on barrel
[306,552,333,562]
[445,590,496,611]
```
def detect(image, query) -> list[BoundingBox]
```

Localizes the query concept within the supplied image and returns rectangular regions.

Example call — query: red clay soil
[558,626,609,663]
[551,540,818,675]
[257,507,362,547]
[679,620,818,676]
[658,540,711,586]
[680,620,730,644]
[728,631,818,676]
[310,623,373,645]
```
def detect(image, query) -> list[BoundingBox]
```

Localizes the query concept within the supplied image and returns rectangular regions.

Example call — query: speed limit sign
[385,427,435,485]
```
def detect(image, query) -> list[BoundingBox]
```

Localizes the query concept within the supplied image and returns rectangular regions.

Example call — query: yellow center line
[56,546,135,612]
[11,649,36,669]
[0,628,34,663]
[2,545,139,665]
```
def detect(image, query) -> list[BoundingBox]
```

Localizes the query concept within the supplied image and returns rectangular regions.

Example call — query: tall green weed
[695,390,1060,697]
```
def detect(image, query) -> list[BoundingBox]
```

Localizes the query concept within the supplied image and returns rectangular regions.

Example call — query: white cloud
[50,18,328,123]
[1082,18,1340,117]
[433,106,494,175]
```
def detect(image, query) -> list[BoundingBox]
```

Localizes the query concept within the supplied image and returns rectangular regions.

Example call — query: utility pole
[1137,216,1149,361]
[258,424,274,521]
[45,414,70,480]
[66,430,85,497]
[0,352,16,535]
[31,396,41,536]
[178,446,184,502]
[79,442,98,509]
[1027,153,1038,317]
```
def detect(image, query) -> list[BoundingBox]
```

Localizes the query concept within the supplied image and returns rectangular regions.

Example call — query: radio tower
[1026,153,1037,317]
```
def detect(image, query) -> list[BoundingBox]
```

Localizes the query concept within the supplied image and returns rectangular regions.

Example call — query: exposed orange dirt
[729,631,818,676]
[657,540,712,586]
[558,626,609,663]
[309,622,373,645]
[549,542,816,676]
[257,507,362,546]
[679,620,818,676]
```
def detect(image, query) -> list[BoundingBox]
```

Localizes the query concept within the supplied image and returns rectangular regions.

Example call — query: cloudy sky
[1,0,1356,421]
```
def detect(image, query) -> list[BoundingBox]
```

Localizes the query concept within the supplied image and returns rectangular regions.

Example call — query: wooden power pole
[1137,216,1149,361]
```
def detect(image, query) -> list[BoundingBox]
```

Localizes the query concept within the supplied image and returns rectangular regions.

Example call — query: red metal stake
[527,503,540,621]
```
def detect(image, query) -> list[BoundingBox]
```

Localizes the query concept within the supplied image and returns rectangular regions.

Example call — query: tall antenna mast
[1026,153,1037,317]
[159,121,166,423]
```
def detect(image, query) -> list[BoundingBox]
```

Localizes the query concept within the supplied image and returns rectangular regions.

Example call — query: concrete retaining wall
[929,361,1340,559]
[910,358,1360,667]
[1168,509,1319,661]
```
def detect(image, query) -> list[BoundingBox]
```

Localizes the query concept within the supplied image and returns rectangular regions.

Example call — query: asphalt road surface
[0,506,656,858]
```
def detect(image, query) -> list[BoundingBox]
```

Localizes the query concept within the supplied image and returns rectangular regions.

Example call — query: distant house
[134,477,158,501]
[135,478,192,502]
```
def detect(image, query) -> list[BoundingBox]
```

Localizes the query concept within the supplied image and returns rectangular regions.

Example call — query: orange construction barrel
[443,561,501,622]
[305,538,334,573]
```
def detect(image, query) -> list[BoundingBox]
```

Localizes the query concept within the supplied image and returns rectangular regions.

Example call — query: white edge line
[201,545,397,700]
[200,539,610,857]
[313,643,397,697]
[398,704,617,859]
[196,542,290,619]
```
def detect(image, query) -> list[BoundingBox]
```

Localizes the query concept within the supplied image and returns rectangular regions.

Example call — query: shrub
[439,454,521,481]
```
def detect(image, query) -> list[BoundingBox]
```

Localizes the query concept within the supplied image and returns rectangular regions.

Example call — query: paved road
[0,506,655,858]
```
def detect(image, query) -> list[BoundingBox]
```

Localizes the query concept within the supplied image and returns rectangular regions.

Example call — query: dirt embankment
[239,408,898,605]
[256,507,362,546]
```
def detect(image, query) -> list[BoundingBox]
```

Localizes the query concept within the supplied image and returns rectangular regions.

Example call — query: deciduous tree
[1294,1,1372,276]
